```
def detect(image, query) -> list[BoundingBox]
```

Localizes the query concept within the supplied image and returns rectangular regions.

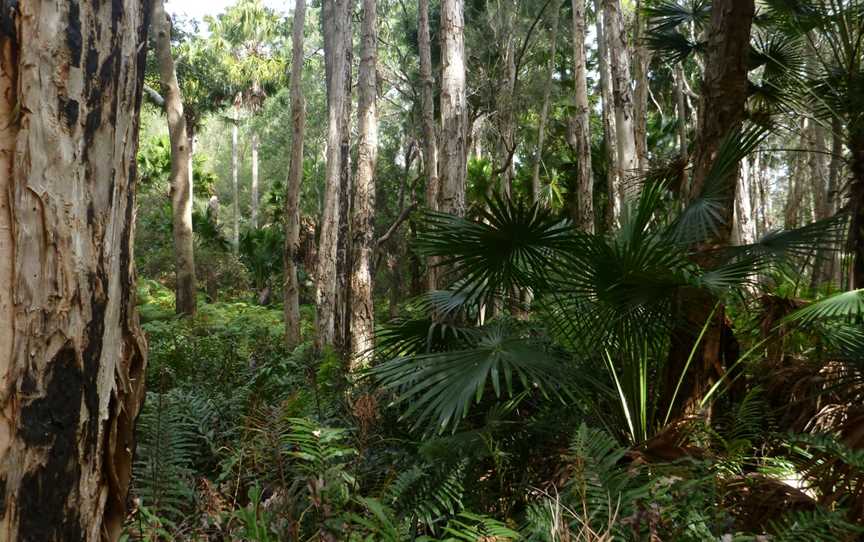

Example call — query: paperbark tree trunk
[570,0,594,232]
[349,0,379,368]
[419,0,440,292]
[439,0,468,218]
[284,0,307,349]
[334,15,354,355]
[594,0,619,229]
[633,0,651,172]
[734,156,757,245]
[232,96,241,253]
[603,0,637,204]
[152,0,197,317]
[531,4,561,204]
[0,2,148,539]
[664,0,755,418]
[316,0,351,349]
[251,131,260,228]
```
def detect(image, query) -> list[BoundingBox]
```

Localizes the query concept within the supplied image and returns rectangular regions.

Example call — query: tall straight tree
[439,0,468,218]
[0,1,147,538]
[317,0,352,348]
[595,0,619,228]
[570,0,594,232]
[419,0,441,290]
[349,0,379,367]
[231,94,242,253]
[284,0,307,348]
[603,0,637,203]
[152,0,198,317]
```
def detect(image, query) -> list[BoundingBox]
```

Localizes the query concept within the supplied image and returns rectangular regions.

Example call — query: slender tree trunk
[570,0,594,232]
[734,156,757,245]
[531,4,561,204]
[152,0,197,317]
[439,0,468,218]
[824,119,844,284]
[0,2,148,538]
[603,0,637,204]
[349,0,379,368]
[232,96,241,253]
[674,65,688,164]
[664,0,755,418]
[850,127,864,289]
[419,0,441,292]
[595,0,619,229]
[334,14,354,355]
[251,131,260,229]
[494,2,517,196]
[633,0,651,172]
[284,0,307,349]
[316,0,351,349]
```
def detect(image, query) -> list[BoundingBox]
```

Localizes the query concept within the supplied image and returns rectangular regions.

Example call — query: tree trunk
[595,0,619,229]
[419,0,440,292]
[734,156,757,246]
[439,0,468,218]
[531,4,561,204]
[603,0,637,205]
[633,0,651,173]
[851,128,864,289]
[0,2,148,539]
[251,131,260,229]
[316,0,352,349]
[494,3,517,196]
[284,0,307,349]
[334,14,354,356]
[674,65,688,166]
[664,0,755,418]
[571,0,594,232]
[232,96,241,253]
[349,0,379,369]
[152,0,197,317]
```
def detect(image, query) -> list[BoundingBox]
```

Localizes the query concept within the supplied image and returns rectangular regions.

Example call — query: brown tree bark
[316,0,352,349]
[633,0,651,172]
[349,0,379,368]
[664,0,755,418]
[0,2,148,539]
[570,0,594,232]
[439,0,468,218]
[284,0,307,349]
[152,0,197,317]
[419,0,440,292]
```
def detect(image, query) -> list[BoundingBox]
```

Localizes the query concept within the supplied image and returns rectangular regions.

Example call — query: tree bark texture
[0,2,148,539]
[316,0,351,349]
[570,0,594,232]
[439,0,468,218]
[334,13,354,355]
[632,0,651,172]
[603,0,637,204]
[664,0,755,418]
[152,0,197,317]
[594,0,619,229]
[284,0,307,349]
[349,0,378,368]
[231,96,241,253]
[419,0,440,291]
[251,131,259,229]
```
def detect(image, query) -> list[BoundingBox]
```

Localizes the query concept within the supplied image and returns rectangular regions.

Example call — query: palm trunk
[284,0,307,349]
[232,97,241,253]
[349,0,379,368]
[251,131,260,229]
[603,0,638,205]
[0,2,148,538]
[439,0,468,218]
[531,4,561,204]
[316,0,352,349]
[594,0,619,229]
[571,0,594,232]
[152,0,197,317]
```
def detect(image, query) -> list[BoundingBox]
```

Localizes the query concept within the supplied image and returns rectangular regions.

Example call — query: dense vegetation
[126,0,864,540]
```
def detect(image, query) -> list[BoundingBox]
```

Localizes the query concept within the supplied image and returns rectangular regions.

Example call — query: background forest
[129,0,864,540]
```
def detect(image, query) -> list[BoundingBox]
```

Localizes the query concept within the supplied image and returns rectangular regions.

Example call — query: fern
[768,509,863,541]
[436,512,521,541]
[133,390,199,520]
[386,461,465,532]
